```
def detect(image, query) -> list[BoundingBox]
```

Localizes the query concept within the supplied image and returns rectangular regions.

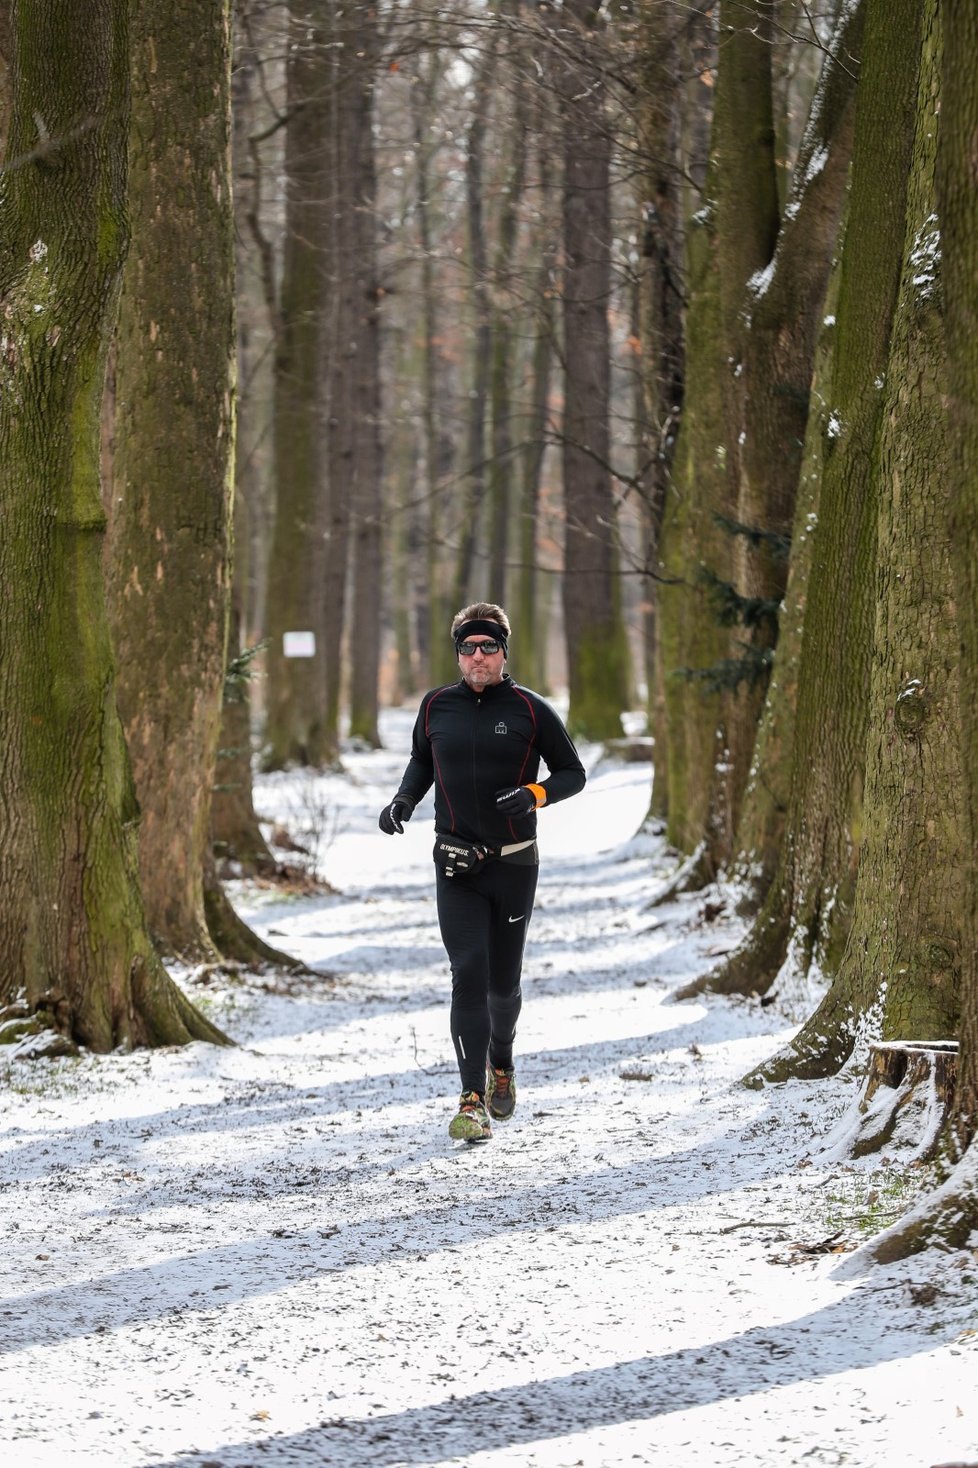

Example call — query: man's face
[457,636,505,689]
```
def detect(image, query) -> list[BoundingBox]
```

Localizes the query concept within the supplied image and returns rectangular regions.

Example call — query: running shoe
[448,1090,492,1142]
[486,1065,516,1121]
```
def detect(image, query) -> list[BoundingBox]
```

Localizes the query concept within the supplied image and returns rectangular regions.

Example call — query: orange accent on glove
[526,783,547,808]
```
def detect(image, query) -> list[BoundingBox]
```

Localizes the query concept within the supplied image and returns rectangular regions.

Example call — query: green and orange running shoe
[486,1065,516,1121]
[448,1090,492,1142]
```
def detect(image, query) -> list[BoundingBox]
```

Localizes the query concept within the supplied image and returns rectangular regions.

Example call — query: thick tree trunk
[0,0,226,1048]
[859,0,978,1264]
[726,1,863,858]
[558,0,630,740]
[760,3,959,1082]
[942,0,978,1159]
[107,0,235,959]
[262,2,333,769]
[682,0,924,1010]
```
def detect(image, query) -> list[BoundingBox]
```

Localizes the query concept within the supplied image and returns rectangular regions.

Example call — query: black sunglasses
[457,639,502,656]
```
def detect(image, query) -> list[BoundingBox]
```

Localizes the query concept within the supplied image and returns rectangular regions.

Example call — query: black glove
[379,797,413,835]
[495,786,536,818]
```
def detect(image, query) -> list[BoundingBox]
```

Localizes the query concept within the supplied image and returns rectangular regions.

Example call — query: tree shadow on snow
[148,1283,945,1466]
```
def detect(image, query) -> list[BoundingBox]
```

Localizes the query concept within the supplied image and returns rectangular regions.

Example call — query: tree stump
[848,1041,958,1160]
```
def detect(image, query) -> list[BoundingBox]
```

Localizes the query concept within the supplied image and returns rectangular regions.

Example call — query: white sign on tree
[283,631,316,658]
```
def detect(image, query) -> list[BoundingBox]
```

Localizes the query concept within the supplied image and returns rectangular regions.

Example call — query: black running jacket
[395,675,586,848]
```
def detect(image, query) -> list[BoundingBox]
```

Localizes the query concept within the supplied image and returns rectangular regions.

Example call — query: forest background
[3,0,978,1265]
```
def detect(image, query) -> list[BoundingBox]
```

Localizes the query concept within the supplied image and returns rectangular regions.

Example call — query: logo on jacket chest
[495,721,508,735]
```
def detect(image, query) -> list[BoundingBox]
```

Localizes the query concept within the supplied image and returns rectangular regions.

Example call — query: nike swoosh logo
[508,914,525,923]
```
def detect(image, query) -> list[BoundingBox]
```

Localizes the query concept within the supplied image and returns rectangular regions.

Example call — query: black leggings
[436,857,539,1095]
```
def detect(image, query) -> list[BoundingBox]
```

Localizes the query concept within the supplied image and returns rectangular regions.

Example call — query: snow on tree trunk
[854,0,978,1263]
[751,0,953,1084]
[679,0,924,1012]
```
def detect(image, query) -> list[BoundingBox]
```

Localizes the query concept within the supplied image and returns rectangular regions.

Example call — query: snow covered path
[1,716,976,1467]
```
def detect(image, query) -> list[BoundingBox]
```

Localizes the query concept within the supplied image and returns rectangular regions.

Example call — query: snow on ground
[1,707,977,1468]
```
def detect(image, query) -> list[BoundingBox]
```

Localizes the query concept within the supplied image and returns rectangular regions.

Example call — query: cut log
[848,1041,958,1160]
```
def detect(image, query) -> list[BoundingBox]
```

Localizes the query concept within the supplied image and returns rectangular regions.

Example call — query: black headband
[454,619,509,657]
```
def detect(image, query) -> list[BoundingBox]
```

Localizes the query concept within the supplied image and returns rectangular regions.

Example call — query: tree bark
[634,0,686,822]
[681,0,924,1011]
[345,4,384,749]
[512,134,558,697]
[210,13,278,880]
[411,52,457,688]
[262,1,334,769]
[755,0,959,1081]
[487,12,528,603]
[942,0,978,1160]
[558,0,630,740]
[453,40,496,613]
[0,0,227,1048]
[106,0,235,960]
[859,0,978,1264]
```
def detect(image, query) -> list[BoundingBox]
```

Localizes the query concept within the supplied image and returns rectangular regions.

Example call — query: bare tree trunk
[634,0,686,818]
[558,0,630,739]
[454,40,496,609]
[106,0,235,960]
[681,0,924,1014]
[210,13,278,879]
[411,53,456,686]
[724,0,863,898]
[753,0,960,1082]
[0,0,226,1047]
[514,133,558,694]
[262,1,333,769]
[345,4,384,747]
[487,14,528,601]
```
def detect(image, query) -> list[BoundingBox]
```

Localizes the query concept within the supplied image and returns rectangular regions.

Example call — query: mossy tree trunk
[711,0,780,840]
[729,263,838,904]
[106,0,235,960]
[753,0,962,1083]
[942,0,978,1165]
[558,0,630,740]
[680,0,924,1005]
[657,2,860,874]
[860,0,978,1264]
[0,7,10,156]
[0,0,227,1048]
[721,2,863,902]
[725,0,863,860]
[654,21,739,865]
[262,2,334,768]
